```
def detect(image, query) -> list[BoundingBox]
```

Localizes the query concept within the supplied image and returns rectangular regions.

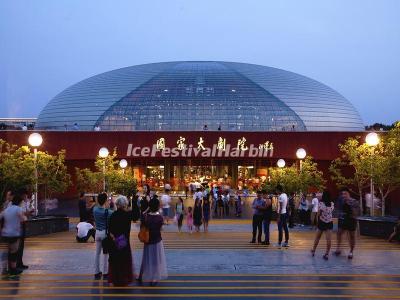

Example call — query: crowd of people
[1,182,399,285]
[250,185,363,260]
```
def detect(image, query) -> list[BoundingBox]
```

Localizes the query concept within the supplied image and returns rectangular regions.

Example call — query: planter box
[25,215,69,237]
[358,216,398,238]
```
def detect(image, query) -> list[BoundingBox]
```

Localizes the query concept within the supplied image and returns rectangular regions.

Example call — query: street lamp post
[296,148,307,171]
[365,132,380,216]
[28,133,43,216]
[98,147,109,191]
[277,159,286,168]
[119,159,128,174]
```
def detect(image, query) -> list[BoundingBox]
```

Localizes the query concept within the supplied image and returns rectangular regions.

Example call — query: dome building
[36,61,364,131]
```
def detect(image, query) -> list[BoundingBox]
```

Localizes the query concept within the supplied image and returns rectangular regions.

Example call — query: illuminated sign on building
[126,136,274,158]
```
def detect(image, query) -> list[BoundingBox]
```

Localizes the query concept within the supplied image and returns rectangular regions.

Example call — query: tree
[75,148,137,197]
[370,122,400,215]
[0,139,70,206]
[263,156,325,195]
[330,123,400,216]
[329,137,371,211]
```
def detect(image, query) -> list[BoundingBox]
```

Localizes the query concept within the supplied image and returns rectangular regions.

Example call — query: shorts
[162,208,170,217]
[338,218,357,231]
[318,220,333,231]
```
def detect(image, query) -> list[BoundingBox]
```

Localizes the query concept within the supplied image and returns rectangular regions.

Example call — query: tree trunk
[378,187,385,217]
[358,186,364,214]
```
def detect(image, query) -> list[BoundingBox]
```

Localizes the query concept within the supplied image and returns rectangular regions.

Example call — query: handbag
[115,234,128,250]
[138,215,149,243]
[101,209,114,254]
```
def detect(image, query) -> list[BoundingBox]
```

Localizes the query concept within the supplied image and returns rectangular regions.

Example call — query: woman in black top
[108,196,133,286]
[193,198,203,232]
[138,197,168,286]
[131,195,140,222]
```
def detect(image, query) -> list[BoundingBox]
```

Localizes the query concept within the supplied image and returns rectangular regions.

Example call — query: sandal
[333,250,341,256]
[323,254,329,260]
[311,249,315,257]
[348,253,353,259]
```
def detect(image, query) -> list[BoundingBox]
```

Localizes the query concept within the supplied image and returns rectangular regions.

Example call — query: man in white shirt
[161,185,172,225]
[76,222,95,243]
[277,185,289,247]
[310,193,319,230]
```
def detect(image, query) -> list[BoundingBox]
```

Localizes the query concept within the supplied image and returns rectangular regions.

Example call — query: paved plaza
[1,219,399,299]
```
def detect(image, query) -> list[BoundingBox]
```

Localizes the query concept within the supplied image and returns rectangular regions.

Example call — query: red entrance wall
[1,131,398,215]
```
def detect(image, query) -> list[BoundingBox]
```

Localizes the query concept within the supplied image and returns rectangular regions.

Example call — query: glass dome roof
[36,61,364,131]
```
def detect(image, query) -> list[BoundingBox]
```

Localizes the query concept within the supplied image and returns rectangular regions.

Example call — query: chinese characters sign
[126,136,274,158]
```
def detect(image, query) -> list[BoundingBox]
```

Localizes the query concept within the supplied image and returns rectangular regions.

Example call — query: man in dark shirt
[78,192,87,222]
[250,190,265,244]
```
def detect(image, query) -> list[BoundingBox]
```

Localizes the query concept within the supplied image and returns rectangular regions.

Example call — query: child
[187,207,194,234]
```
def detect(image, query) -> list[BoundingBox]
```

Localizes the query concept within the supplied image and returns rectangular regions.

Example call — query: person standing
[17,188,33,270]
[250,190,265,244]
[78,192,87,222]
[160,186,171,225]
[2,190,14,210]
[288,193,296,228]
[193,188,203,205]
[334,187,360,259]
[277,185,289,247]
[193,198,203,232]
[202,196,211,232]
[298,194,309,226]
[131,195,140,223]
[235,192,243,218]
[137,197,168,286]
[262,192,273,245]
[108,196,134,286]
[223,191,230,217]
[139,184,151,223]
[0,193,27,275]
[311,191,334,260]
[217,194,224,218]
[310,193,319,230]
[93,192,113,280]
[175,197,185,233]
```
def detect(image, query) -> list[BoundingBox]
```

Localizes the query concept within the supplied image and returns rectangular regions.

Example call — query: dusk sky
[0,0,399,125]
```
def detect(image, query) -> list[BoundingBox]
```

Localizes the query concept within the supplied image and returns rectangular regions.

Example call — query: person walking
[108,196,134,286]
[277,185,289,247]
[93,192,113,280]
[161,185,172,225]
[311,191,334,260]
[137,197,168,286]
[175,197,185,232]
[202,196,211,232]
[262,191,273,245]
[334,187,360,259]
[0,193,27,275]
[250,190,265,244]
[186,207,194,233]
[310,193,319,230]
[193,198,203,232]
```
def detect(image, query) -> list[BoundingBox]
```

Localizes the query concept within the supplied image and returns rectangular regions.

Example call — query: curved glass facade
[36,61,364,131]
